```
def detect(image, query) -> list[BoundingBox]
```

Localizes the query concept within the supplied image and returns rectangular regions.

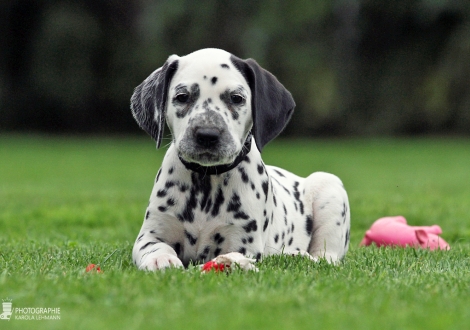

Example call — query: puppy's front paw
[213,252,258,272]
[139,253,183,271]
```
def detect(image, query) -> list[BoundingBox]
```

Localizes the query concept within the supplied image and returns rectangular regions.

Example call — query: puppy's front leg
[132,233,183,271]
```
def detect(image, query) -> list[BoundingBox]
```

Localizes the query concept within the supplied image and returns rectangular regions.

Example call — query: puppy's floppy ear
[231,56,295,152]
[131,55,179,148]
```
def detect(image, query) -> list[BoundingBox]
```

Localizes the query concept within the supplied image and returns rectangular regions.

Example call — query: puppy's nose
[195,127,220,148]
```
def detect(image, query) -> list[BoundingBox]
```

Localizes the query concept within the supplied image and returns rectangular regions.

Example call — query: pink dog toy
[360,216,450,250]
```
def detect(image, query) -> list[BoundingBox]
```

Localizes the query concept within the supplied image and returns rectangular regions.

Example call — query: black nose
[195,127,220,148]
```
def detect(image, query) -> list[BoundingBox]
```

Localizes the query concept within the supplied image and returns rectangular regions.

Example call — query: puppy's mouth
[178,150,237,167]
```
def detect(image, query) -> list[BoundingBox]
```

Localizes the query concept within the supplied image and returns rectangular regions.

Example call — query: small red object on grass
[201,261,226,273]
[85,264,102,273]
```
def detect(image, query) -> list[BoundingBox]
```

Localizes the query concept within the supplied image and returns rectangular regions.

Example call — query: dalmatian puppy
[131,48,350,270]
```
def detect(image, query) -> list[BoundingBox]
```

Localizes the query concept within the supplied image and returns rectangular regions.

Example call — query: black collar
[178,134,252,175]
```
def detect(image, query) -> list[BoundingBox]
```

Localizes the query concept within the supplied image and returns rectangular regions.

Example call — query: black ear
[231,56,295,152]
[130,57,179,148]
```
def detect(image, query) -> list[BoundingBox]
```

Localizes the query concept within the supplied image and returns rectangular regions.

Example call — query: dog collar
[178,133,252,175]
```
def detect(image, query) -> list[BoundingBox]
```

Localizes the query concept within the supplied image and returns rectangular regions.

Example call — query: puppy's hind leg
[303,172,350,264]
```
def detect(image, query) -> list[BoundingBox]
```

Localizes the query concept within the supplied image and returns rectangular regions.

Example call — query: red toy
[360,216,450,250]
[201,252,258,273]
[201,261,226,273]
[85,264,102,273]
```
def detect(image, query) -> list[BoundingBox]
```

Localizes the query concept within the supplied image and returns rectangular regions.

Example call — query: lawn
[1,135,469,330]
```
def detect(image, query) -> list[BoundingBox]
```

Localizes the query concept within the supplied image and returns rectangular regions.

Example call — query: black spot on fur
[293,182,304,215]
[261,181,269,201]
[234,211,250,220]
[168,167,174,175]
[256,252,261,260]
[178,190,197,222]
[139,241,157,251]
[273,195,277,207]
[165,181,176,189]
[167,198,175,206]
[306,215,313,236]
[256,193,260,199]
[211,77,218,85]
[263,218,269,232]
[198,175,212,211]
[214,248,222,256]
[227,193,241,212]
[257,164,264,175]
[221,63,229,69]
[145,210,150,219]
[238,167,249,183]
[242,238,247,244]
[137,233,144,241]
[158,206,167,212]
[238,247,246,254]
[274,169,285,177]
[248,237,254,244]
[293,191,300,201]
[179,183,189,192]
[274,234,279,243]
[213,233,225,244]
[157,189,167,198]
[173,242,181,256]
[211,187,225,217]
[243,220,258,233]
[156,169,162,182]
[345,228,350,248]
[288,237,293,246]
[184,230,197,245]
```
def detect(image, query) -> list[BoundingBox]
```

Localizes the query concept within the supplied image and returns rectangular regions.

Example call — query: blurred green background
[1,0,469,137]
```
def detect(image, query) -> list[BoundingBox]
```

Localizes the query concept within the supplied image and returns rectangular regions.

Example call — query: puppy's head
[131,48,295,166]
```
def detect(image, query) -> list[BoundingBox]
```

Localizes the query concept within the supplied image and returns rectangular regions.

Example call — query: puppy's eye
[175,93,189,103]
[230,94,244,104]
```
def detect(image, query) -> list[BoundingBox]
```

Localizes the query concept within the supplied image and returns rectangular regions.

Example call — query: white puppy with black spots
[131,48,350,270]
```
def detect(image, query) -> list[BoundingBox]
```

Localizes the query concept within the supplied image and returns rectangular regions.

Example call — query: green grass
[1,135,469,329]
